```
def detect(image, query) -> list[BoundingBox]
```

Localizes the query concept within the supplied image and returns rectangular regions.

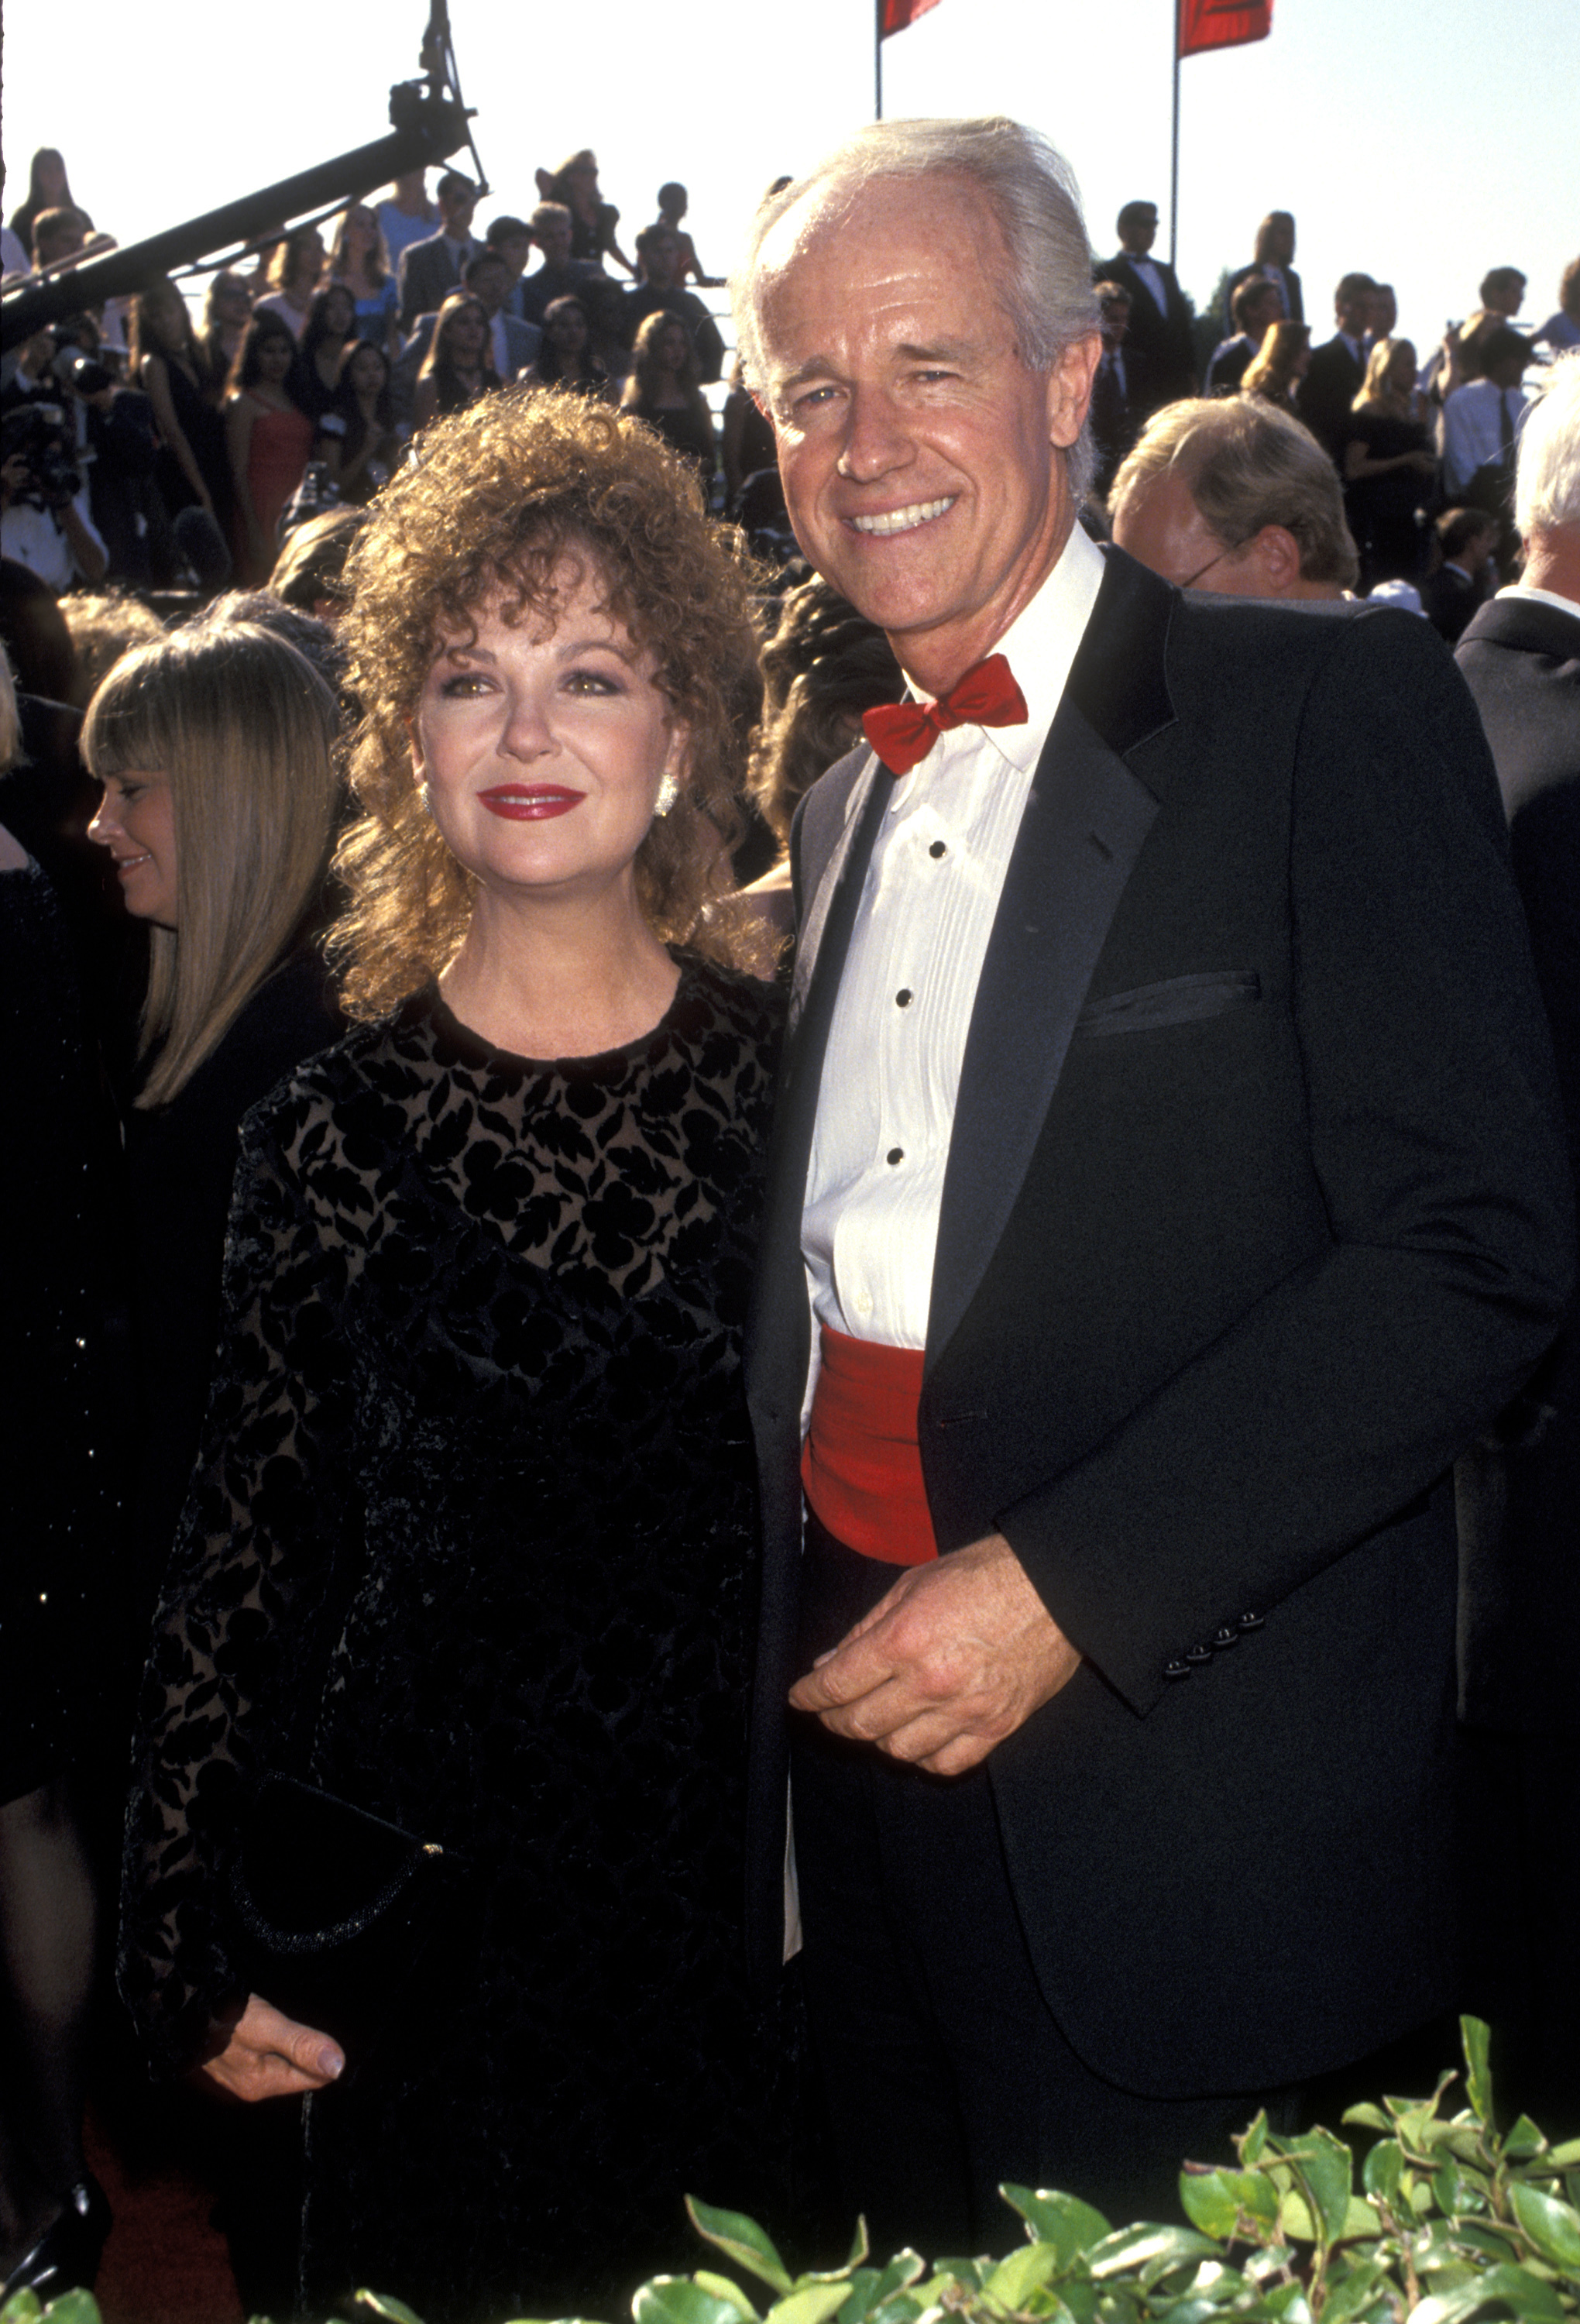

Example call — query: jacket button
[1235,1611,1266,1631]
[1185,1643,1214,1664]
[1211,1626,1238,1649]
[1163,1657,1191,1680]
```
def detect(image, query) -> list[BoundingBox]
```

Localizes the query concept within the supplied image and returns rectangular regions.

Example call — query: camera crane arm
[1,83,475,348]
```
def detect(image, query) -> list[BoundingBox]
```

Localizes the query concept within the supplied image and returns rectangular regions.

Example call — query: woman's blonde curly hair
[330,386,767,1017]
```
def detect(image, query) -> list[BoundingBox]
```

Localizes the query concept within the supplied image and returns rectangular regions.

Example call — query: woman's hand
[198,1992,345,2102]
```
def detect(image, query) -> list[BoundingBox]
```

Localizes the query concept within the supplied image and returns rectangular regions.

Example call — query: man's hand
[789,1532,1081,1776]
[198,1992,344,2102]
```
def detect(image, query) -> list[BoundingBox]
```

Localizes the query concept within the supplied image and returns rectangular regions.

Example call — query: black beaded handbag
[224,1772,460,2068]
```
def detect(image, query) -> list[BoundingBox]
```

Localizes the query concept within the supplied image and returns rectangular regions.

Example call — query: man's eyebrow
[770,337,981,393]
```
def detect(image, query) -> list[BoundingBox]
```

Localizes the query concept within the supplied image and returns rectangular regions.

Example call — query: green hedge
[6,2019,1577,2324]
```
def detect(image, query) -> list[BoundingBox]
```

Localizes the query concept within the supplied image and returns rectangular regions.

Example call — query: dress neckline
[420,954,699,1077]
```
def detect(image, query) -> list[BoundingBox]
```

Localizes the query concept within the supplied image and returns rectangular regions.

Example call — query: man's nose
[836,387,915,486]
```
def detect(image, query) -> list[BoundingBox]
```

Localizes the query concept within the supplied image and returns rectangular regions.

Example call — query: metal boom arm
[1,88,472,346]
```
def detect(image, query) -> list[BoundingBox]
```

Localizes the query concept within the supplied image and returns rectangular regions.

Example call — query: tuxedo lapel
[926,550,1176,1373]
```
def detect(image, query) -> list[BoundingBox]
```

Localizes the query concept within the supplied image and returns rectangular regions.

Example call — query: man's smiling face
[752,174,1097,692]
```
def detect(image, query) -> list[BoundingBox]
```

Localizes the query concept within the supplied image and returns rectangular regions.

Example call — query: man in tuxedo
[731,115,1571,2249]
[1296,272,1376,461]
[1089,283,1143,493]
[396,170,479,335]
[1223,210,1303,335]
[1423,508,1499,645]
[1453,352,1580,2133]
[1092,200,1196,414]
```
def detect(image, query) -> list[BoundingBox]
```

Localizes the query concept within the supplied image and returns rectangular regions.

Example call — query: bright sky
[4,0,1577,365]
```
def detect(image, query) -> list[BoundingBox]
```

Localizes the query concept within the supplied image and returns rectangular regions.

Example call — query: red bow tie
[861,655,1029,775]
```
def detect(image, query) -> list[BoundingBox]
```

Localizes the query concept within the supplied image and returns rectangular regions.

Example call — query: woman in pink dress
[225,313,314,583]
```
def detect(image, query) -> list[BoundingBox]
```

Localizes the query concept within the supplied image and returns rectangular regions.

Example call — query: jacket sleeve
[997,610,1575,1714]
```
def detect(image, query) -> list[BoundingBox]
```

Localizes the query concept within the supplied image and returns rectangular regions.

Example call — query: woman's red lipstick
[476,785,586,820]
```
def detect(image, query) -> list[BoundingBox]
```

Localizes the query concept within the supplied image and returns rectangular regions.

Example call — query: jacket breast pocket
[1074,970,1262,1037]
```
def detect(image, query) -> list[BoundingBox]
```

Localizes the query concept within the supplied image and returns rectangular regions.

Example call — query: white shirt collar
[1496,581,1580,618]
[907,520,1106,778]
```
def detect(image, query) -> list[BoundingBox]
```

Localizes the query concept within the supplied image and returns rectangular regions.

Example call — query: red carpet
[85,2106,245,2324]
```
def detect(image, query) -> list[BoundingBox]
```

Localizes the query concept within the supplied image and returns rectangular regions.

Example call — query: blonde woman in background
[1241,319,1313,417]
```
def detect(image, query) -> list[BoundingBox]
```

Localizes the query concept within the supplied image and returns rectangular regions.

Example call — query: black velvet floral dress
[120,956,793,2322]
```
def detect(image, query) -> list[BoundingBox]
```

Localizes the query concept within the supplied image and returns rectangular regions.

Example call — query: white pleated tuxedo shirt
[801,522,1106,1391]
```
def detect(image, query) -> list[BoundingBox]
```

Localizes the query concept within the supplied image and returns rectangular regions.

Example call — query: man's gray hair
[1514,352,1580,537]
[730,116,1101,501]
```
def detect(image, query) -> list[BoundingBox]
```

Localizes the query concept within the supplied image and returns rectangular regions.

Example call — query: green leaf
[1545,2140,1580,2170]
[0,2298,43,2324]
[764,2285,855,2324]
[1087,2226,1220,2280]
[352,2298,428,2324]
[1474,2264,1568,2319]
[1343,2107,1393,2136]
[1290,2130,1354,2243]
[1362,2141,1403,2204]
[1000,2188,1112,2266]
[1511,2185,1580,2274]
[1241,2115,1269,2167]
[867,2298,921,2324]
[983,2244,1061,2309]
[1434,2164,1462,2215]
[836,2270,880,2324]
[864,2255,926,2306]
[1178,2171,1276,2242]
[1505,2119,1549,2161]
[1320,2257,1390,2322]
[35,2301,101,2324]
[635,2280,754,2324]
[693,2273,762,2320]
[685,2202,795,2297]
[1462,2019,1493,2127]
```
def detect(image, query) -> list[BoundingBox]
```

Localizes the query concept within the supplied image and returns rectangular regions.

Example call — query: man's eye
[788,385,838,414]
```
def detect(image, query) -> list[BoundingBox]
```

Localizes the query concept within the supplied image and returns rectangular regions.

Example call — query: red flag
[881,0,943,33]
[1178,0,1272,57]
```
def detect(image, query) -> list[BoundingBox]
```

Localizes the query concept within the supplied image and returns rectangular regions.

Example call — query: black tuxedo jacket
[1456,592,1580,816]
[743,548,1572,2095]
[1093,253,1196,412]
[1297,334,1365,462]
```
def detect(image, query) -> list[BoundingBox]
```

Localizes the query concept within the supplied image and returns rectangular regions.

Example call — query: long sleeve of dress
[118,1096,361,2077]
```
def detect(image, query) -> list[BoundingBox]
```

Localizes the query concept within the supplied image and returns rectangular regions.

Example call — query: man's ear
[1250,524,1304,590]
[1047,329,1103,449]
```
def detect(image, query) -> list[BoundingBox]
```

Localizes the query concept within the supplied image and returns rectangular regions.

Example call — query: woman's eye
[438,672,490,698]
[565,669,620,696]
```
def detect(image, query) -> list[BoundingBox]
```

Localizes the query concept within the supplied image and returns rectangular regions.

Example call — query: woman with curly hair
[118,390,798,2322]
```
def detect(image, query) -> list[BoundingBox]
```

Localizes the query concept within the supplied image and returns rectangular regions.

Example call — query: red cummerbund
[801,1325,937,1566]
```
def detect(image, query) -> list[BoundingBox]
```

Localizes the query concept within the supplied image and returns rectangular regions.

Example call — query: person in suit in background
[1109,395,1356,600]
[1223,210,1303,335]
[1422,507,1500,644]
[460,249,542,383]
[1364,284,1399,357]
[730,111,1571,2252]
[1453,351,1580,2137]
[1204,278,1285,396]
[1092,199,1196,417]
[397,170,479,335]
[1089,282,1144,493]
[1297,272,1376,462]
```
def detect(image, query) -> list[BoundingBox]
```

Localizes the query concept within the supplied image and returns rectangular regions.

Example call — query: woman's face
[446,304,487,363]
[549,304,588,356]
[149,297,188,353]
[349,342,386,400]
[1387,342,1417,395]
[256,332,295,383]
[88,770,178,927]
[323,287,356,339]
[411,560,685,911]
[655,322,689,374]
[215,275,252,324]
[345,206,377,257]
[295,229,326,284]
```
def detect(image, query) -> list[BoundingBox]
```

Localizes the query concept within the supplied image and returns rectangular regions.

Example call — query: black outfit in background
[1203,334,1258,397]
[626,394,717,485]
[0,859,119,1801]
[1422,561,1489,645]
[121,961,802,2322]
[1091,253,1196,414]
[743,556,1573,2246]
[121,948,344,1631]
[151,356,232,537]
[1296,334,1365,463]
[1223,260,1303,332]
[1455,589,1580,2133]
[1345,407,1433,586]
[1089,344,1146,493]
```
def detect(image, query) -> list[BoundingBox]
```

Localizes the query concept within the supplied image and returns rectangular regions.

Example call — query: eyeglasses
[1177,543,1239,589]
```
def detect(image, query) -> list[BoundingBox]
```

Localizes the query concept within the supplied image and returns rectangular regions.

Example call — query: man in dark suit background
[1092,199,1196,416]
[396,169,479,335]
[1223,209,1303,335]
[732,116,1571,2251]
[1204,277,1285,395]
[1089,281,1145,492]
[1296,270,1376,462]
[1454,352,1580,2135]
